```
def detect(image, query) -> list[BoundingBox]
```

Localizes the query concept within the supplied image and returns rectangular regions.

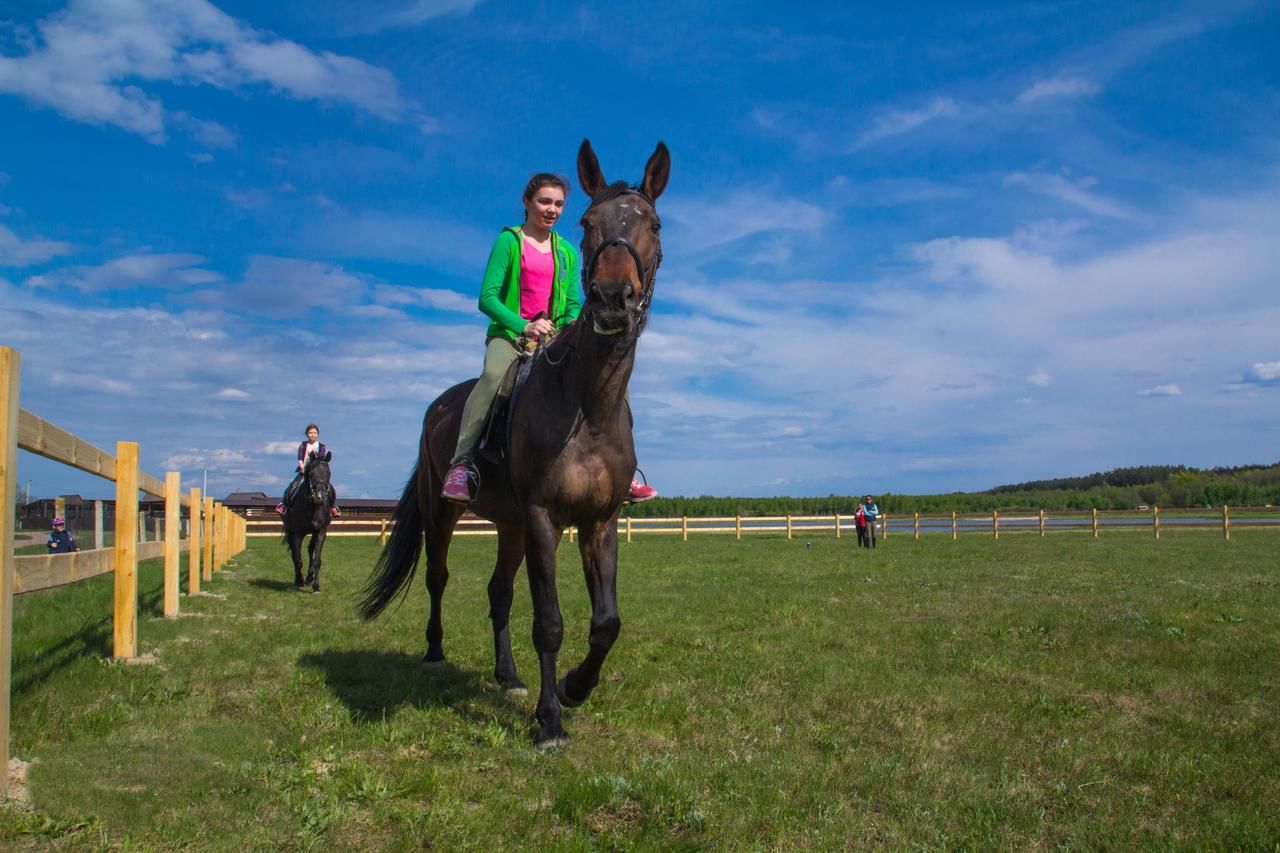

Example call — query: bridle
[581,189,662,335]
[304,458,331,505]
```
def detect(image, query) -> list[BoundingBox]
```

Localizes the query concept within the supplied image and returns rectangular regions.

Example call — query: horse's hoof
[310,587,321,595]
[420,658,446,672]
[504,685,529,697]
[293,584,305,591]
[533,734,570,751]
[556,676,586,708]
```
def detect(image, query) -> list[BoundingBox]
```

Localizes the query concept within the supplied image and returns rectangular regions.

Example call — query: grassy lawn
[2,530,1277,849]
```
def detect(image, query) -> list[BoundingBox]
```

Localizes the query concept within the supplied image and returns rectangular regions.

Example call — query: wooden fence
[0,345,247,798]
[243,506,1278,544]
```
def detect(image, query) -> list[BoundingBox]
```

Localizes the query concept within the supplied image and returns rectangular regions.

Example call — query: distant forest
[621,462,1280,517]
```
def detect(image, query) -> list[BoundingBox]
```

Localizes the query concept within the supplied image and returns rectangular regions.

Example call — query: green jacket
[479,226,582,341]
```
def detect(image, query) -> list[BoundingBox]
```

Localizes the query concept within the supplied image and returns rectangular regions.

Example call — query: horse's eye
[650,221,661,233]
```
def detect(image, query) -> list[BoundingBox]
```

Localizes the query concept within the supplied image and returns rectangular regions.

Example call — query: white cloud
[1026,371,1052,387]
[0,224,73,267]
[1246,361,1280,383]
[664,190,830,254]
[215,387,250,399]
[0,0,413,144]
[348,0,481,34]
[1005,172,1135,220]
[198,255,366,317]
[1016,76,1100,104]
[855,97,960,148]
[24,253,220,292]
[1138,384,1182,397]
[263,441,300,455]
[373,283,474,313]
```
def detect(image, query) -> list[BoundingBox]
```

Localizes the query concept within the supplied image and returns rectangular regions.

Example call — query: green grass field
[3,530,1278,849]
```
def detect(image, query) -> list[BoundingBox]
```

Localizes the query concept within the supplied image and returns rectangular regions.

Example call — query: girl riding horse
[276,423,340,517]
[441,173,657,505]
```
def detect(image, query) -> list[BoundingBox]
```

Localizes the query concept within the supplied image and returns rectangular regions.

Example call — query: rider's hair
[522,173,571,208]
[305,423,319,434]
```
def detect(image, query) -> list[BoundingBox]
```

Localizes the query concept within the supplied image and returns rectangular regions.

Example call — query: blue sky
[2,0,1278,502]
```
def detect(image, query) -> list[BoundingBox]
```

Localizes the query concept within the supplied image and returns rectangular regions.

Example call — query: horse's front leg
[559,518,620,708]
[524,506,567,746]
[307,529,326,593]
[288,532,305,588]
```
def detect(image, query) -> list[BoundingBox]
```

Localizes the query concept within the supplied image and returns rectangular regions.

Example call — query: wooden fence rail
[0,345,247,798]
[242,507,1280,543]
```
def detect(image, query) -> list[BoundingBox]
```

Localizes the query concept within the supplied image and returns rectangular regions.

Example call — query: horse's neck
[568,329,635,428]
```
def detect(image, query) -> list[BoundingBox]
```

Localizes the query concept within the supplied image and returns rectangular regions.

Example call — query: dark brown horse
[359,139,669,746]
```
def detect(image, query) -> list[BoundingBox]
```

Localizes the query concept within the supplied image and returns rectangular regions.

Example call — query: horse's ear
[642,141,670,201]
[578,138,606,199]
[323,451,332,462]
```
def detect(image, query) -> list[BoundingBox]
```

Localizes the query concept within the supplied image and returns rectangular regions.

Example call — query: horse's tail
[358,462,424,621]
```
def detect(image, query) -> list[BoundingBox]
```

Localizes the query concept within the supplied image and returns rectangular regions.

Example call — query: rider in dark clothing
[276,423,339,517]
[47,517,79,553]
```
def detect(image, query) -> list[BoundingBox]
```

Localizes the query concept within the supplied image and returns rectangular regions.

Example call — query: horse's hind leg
[559,519,621,708]
[422,499,461,669]
[488,528,526,693]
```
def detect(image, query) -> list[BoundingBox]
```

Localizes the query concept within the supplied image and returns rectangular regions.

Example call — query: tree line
[620,462,1280,517]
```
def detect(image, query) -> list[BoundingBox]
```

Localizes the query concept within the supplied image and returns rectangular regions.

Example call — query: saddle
[476,344,538,464]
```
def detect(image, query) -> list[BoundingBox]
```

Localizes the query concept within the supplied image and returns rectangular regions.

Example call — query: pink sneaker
[627,477,657,503]
[441,463,477,503]
[275,503,286,514]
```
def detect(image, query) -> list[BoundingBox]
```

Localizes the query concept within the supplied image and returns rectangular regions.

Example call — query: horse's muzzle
[586,279,637,336]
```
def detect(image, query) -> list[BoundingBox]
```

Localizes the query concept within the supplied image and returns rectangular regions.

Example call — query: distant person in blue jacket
[47,516,78,553]
[861,496,879,549]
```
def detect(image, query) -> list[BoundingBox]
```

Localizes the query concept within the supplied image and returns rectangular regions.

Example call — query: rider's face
[524,185,565,230]
[306,428,319,442]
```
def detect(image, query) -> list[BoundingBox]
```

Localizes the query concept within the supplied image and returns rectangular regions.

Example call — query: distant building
[222,491,397,519]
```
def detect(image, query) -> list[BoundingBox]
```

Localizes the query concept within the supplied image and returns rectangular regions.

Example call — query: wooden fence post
[625,516,632,543]
[0,347,21,798]
[94,500,104,549]
[786,514,792,540]
[681,516,688,542]
[189,488,202,595]
[1223,504,1230,541]
[1039,508,1045,537]
[379,518,388,546]
[218,505,228,568]
[568,526,575,544]
[951,511,957,542]
[835,514,841,539]
[163,472,180,618]
[992,509,999,540]
[1092,507,1099,538]
[882,513,888,540]
[913,511,920,541]
[113,441,139,659]
[202,496,214,582]
[735,513,741,541]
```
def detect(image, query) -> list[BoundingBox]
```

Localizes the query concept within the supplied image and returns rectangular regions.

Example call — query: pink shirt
[518,236,555,321]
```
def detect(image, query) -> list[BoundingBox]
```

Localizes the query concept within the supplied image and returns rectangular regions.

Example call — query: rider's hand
[525,317,555,339]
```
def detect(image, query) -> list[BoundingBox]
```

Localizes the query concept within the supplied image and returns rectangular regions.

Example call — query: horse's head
[577,139,670,340]
[303,451,332,505]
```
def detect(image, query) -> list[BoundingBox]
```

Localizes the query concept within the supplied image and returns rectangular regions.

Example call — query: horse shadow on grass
[247,578,304,593]
[297,648,533,733]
